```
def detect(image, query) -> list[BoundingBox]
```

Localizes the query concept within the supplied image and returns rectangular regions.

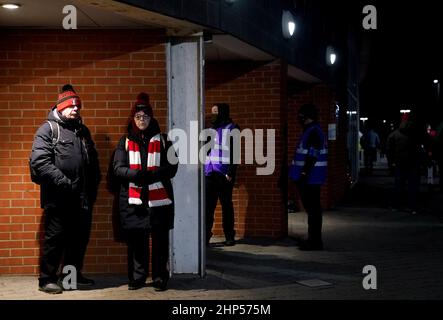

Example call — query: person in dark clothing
[205,103,240,246]
[360,122,380,175]
[112,92,178,291]
[30,84,101,294]
[289,104,327,251]
[386,117,422,214]
[436,119,443,192]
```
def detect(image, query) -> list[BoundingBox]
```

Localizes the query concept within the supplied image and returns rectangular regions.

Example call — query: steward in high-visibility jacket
[289,123,328,184]
[204,103,239,246]
[289,103,327,251]
[205,122,238,177]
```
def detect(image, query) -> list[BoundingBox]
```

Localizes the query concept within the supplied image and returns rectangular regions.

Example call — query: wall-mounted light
[360,117,368,121]
[1,3,21,9]
[282,10,296,39]
[400,109,411,114]
[434,79,439,84]
[347,111,357,115]
[326,46,337,66]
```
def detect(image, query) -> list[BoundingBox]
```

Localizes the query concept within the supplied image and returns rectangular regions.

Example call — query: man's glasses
[134,114,150,121]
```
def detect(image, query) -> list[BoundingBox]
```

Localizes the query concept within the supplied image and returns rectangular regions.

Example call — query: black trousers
[126,228,170,282]
[297,183,323,244]
[205,173,235,242]
[39,206,92,286]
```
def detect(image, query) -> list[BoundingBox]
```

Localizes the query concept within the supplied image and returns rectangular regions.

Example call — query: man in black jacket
[30,85,101,294]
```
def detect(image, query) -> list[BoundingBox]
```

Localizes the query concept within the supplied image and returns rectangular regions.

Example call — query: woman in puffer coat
[113,92,177,291]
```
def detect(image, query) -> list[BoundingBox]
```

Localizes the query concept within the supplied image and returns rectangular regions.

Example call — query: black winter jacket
[30,107,101,210]
[113,123,178,231]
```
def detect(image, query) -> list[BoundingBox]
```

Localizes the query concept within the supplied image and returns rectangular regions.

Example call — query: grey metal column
[167,36,205,276]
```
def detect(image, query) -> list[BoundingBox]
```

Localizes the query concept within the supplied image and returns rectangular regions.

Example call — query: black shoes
[39,282,63,294]
[77,274,95,286]
[224,239,236,246]
[152,277,168,292]
[57,273,95,290]
[128,279,146,290]
[128,277,168,291]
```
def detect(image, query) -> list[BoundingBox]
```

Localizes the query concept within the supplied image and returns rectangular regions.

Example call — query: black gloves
[298,171,308,184]
[58,176,72,191]
[134,170,153,186]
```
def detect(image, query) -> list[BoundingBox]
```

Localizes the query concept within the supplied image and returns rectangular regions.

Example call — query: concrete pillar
[166,36,205,276]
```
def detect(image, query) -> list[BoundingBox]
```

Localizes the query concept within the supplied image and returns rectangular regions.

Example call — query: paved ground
[1,168,442,300]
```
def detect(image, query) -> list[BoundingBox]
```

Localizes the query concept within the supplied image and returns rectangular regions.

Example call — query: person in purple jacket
[205,103,240,246]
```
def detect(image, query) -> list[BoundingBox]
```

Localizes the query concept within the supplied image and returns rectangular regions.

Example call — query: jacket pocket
[56,139,74,159]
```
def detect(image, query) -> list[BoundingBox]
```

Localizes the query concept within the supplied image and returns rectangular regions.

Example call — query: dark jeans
[394,165,420,211]
[39,206,92,286]
[205,173,235,242]
[364,147,377,173]
[126,228,169,282]
[297,182,323,245]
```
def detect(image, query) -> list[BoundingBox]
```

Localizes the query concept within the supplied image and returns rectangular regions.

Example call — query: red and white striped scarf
[128,134,172,207]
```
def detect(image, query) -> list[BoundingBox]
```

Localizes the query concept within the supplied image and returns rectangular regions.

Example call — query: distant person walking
[360,122,380,175]
[386,116,421,214]
[435,119,443,192]
[424,123,437,190]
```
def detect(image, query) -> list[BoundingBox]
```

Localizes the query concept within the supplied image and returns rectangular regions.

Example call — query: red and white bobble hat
[56,84,81,112]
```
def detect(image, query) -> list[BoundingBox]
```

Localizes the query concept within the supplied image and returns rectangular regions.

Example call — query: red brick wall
[0,29,167,274]
[288,84,348,210]
[0,30,347,275]
[205,60,287,238]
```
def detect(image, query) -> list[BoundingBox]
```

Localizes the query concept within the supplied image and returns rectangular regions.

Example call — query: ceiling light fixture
[282,10,296,39]
[1,3,21,10]
[326,46,337,66]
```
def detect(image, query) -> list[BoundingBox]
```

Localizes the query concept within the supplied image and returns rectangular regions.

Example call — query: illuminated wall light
[1,3,21,9]
[282,10,296,39]
[326,46,337,66]
[434,79,439,84]
[360,117,368,121]
[288,21,296,37]
[400,109,411,113]
[330,53,337,65]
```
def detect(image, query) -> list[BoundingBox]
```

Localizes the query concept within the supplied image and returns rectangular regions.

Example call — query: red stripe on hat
[57,95,81,111]
[58,90,77,101]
